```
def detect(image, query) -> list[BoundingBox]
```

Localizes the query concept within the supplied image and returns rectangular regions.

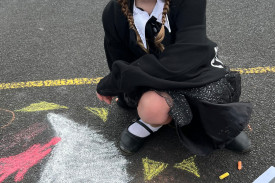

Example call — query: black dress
[97,0,252,156]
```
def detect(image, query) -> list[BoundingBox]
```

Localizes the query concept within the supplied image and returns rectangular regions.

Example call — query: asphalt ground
[0,0,274,182]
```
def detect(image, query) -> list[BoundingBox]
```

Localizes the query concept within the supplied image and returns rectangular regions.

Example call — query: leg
[137,91,172,126]
[119,91,172,154]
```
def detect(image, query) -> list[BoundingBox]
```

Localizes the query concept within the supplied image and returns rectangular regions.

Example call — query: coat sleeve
[102,1,134,71]
[96,1,134,96]
[97,0,226,96]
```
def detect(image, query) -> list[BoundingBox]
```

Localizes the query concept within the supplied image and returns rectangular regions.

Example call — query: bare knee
[137,91,172,125]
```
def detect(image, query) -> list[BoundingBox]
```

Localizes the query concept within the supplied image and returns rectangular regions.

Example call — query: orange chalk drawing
[0,108,15,129]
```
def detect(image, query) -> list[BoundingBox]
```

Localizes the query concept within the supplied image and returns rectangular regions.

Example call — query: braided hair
[117,0,170,53]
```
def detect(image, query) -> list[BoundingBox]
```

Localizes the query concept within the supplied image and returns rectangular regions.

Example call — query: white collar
[133,0,171,49]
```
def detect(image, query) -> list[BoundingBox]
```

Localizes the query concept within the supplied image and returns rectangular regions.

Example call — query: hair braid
[154,0,170,52]
[117,0,170,53]
[117,0,148,53]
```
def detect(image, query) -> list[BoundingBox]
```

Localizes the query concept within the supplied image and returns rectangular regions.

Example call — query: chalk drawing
[142,157,168,181]
[39,113,131,183]
[0,66,274,90]
[15,101,68,112]
[0,137,61,183]
[0,77,102,90]
[0,122,48,152]
[0,108,15,129]
[174,156,200,178]
[85,107,108,122]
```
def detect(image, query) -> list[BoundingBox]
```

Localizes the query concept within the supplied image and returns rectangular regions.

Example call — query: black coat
[97,0,227,96]
[97,0,252,156]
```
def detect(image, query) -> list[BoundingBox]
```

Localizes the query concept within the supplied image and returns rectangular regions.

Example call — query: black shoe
[225,131,252,153]
[119,121,153,155]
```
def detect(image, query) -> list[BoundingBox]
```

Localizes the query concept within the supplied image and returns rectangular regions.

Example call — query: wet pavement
[0,0,274,182]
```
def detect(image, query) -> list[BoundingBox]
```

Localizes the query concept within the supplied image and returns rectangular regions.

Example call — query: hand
[96,92,114,105]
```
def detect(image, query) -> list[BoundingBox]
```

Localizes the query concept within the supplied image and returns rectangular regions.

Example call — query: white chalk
[39,113,131,183]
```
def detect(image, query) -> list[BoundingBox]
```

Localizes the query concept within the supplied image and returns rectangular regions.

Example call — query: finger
[103,97,111,105]
[96,93,103,101]
[107,97,113,104]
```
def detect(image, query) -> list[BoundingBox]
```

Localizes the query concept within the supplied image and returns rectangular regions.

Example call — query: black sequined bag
[224,70,242,102]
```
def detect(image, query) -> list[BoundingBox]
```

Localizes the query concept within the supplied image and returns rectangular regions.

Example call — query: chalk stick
[238,161,242,170]
[219,172,229,180]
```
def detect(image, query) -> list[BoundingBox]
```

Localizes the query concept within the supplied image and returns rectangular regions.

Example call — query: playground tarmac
[0,0,274,182]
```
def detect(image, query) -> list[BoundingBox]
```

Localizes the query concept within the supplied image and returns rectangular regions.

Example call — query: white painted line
[253,166,275,183]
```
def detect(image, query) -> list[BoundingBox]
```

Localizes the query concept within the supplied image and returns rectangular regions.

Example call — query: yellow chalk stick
[219,172,229,180]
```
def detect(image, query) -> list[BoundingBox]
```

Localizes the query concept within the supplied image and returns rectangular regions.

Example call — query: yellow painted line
[15,101,68,112]
[0,66,274,90]
[0,77,103,90]
[142,157,168,181]
[231,66,275,74]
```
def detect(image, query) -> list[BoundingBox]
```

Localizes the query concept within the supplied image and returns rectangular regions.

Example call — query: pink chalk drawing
[0,137,61,183]
[0,122,48,152]
[13,123,48,146]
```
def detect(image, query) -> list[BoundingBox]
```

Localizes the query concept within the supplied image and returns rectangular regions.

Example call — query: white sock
[128,119,162,138]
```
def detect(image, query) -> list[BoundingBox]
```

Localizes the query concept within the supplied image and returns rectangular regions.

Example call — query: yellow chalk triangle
[174,156,200,178]
[15,101,68,112]
[142,157,168,181]
[85,107,108,122]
